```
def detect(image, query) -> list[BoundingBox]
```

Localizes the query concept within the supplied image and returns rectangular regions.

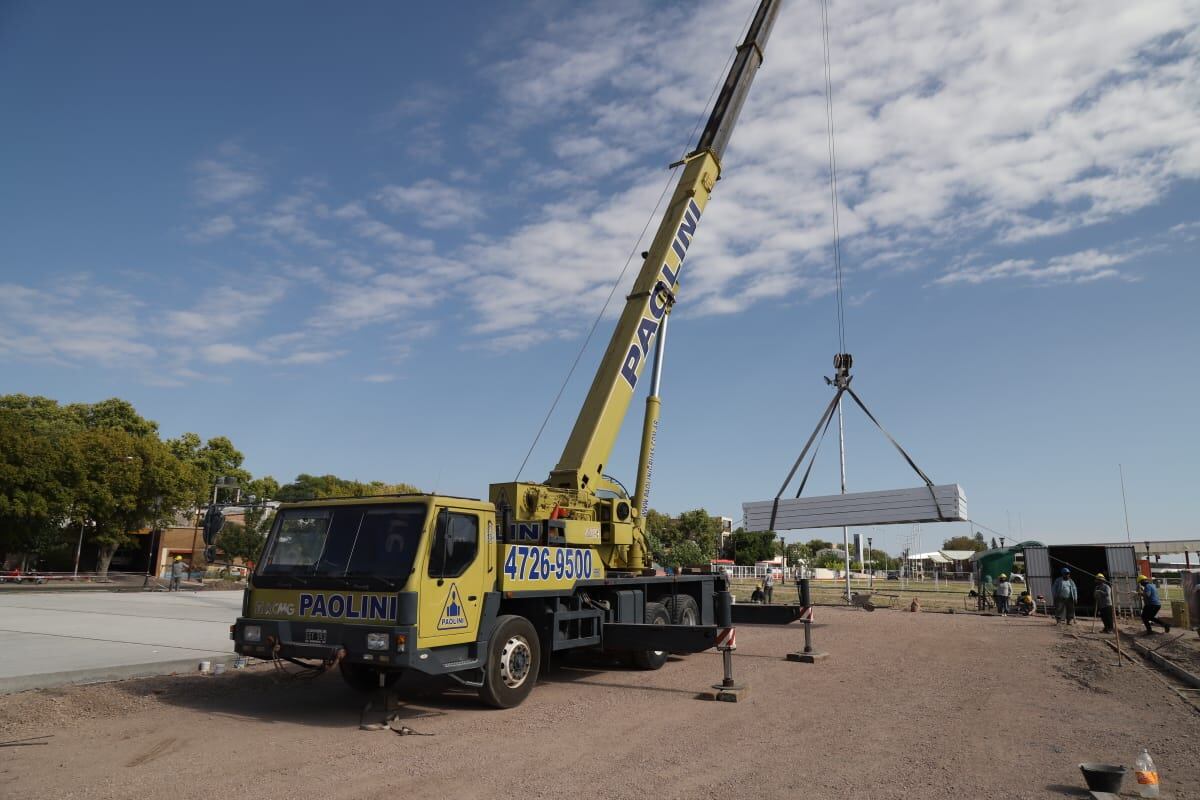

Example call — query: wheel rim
[680,607,698,626]
[499,635,532,688]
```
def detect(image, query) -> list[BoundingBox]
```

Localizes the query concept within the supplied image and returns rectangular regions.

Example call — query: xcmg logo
[620,198,702,390]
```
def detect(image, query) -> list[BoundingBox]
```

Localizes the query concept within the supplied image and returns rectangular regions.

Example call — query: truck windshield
[258,504,426,581]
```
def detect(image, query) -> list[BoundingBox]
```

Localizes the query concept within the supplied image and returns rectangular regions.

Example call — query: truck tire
[662,594,700,654]
[663,594,700,625]
[479,615,541,709]
[339,661,400,693]
[632,602,671,670]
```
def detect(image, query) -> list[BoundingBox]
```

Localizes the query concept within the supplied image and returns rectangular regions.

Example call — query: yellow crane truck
[228,0,783,708]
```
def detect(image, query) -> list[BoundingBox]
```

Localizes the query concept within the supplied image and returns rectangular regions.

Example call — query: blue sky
[2,0,1198,553]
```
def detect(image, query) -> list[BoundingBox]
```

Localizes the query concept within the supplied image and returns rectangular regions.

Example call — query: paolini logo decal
[289,593,398,621]
[620,198,702,390]
[438,584,468,630]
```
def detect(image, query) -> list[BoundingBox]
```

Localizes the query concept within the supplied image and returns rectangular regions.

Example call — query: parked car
[0,568,46,584]
[886,571,900,580]
[1009,573,1025,583]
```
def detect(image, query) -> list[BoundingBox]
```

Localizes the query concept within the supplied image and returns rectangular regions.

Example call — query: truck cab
[234,494,503,693]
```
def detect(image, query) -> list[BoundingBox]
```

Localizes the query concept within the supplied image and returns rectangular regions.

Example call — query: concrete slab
[0,590,243,693]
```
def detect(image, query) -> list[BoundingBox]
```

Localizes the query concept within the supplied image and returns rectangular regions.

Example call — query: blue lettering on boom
[621,199,702,390]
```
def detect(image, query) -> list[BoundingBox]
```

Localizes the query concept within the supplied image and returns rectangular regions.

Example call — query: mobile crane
[230,0,783,708]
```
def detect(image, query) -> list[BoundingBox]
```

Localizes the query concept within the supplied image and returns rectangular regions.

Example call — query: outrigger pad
[730,603,805,625]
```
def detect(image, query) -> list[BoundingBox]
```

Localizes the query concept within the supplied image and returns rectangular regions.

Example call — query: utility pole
[72,519,86,579]
[833,353,851,603]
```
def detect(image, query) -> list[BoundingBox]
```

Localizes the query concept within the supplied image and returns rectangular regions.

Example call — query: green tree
[275,473,419,501]
[73,429,198,577]
[676,508,721,560]
[245,475,280,502]
[167,433,251,504]
[806,538,833,553]
[943,535,987,553]
[663,539,706,570]
[785,542,809,565]
[216,520,268,564]
[68,398,159,437]
[0,408,81,563]
[729,528,775,565]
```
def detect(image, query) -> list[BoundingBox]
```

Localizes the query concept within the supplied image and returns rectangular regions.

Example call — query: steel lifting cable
[820,0,847,355]
[514,4,760,481]
[769,3,951,530]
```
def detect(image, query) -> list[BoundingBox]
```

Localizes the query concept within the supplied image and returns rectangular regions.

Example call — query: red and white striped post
[710,626,746,701]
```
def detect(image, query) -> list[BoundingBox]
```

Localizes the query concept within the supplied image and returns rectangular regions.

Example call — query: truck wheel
[663,594,700,625]
[663,594,700,654]
[632,602,671,670]
[479,615,540,709]
[339,662,400,693]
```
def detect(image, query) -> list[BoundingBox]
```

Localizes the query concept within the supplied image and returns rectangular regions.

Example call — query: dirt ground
[2,608,1197,800]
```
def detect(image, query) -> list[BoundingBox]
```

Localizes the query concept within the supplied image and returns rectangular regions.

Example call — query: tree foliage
[275,473,420,501]
[216,520,268,564]
[729,528,776,565]
[943,534,988,553]
[0,395,202,575]
[1,394,423,576]
[785,542,809,565]
[641,507,722,566]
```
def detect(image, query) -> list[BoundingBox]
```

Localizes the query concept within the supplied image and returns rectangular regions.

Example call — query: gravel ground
[1,607,1197,800]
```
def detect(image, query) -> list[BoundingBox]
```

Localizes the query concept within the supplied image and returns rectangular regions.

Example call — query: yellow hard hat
[1138,575,1148,583]
[1095,573,1105,580]
[174,555,183,561]
[998,573,1007,579]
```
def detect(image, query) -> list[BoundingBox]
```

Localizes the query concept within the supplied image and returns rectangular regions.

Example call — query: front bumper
[232,618,415,669]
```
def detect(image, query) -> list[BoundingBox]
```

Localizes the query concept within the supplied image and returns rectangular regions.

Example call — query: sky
[1,0,1198,554]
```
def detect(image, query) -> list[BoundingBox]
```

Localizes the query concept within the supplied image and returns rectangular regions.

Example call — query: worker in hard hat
[994,573,1013,617]
[1138,575,1170,634]
[170,555,187,592]
[1094,573,1114,633]
[1016,587,1036,616]
[1051,567,1078,625]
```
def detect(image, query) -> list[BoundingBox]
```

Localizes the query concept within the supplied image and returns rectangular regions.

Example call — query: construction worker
[1016,588,1036,616]
[1094,573,1114,633]
[995,573,1013,616]
[170,555,186,591]
[1138,575,1171,634]
[762,567,775,604]
[1052,567,1078,625]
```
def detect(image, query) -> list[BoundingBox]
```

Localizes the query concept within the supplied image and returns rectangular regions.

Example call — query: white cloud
[161,280,288,339]
[0,278,154,366]
[200,343,263,364]
[451,0,1200,336]
[279,349,345,365]
[193,144,263,204]
[363,373,397,383]
[933,249,1134,286]
[186,214,236,243]
[376,179,484,230]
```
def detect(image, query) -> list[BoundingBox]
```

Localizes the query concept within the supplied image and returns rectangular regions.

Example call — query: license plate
[304,629,327,644]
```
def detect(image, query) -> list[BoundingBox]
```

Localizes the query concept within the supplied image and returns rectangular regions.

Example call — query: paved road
[0,590,243,693]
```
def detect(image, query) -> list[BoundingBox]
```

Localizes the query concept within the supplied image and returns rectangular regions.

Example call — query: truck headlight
[243,625,262,643]
[366,633,388,651]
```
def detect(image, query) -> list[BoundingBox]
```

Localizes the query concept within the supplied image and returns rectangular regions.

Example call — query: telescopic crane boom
[549,0,782,494]
[492,0,782,570]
